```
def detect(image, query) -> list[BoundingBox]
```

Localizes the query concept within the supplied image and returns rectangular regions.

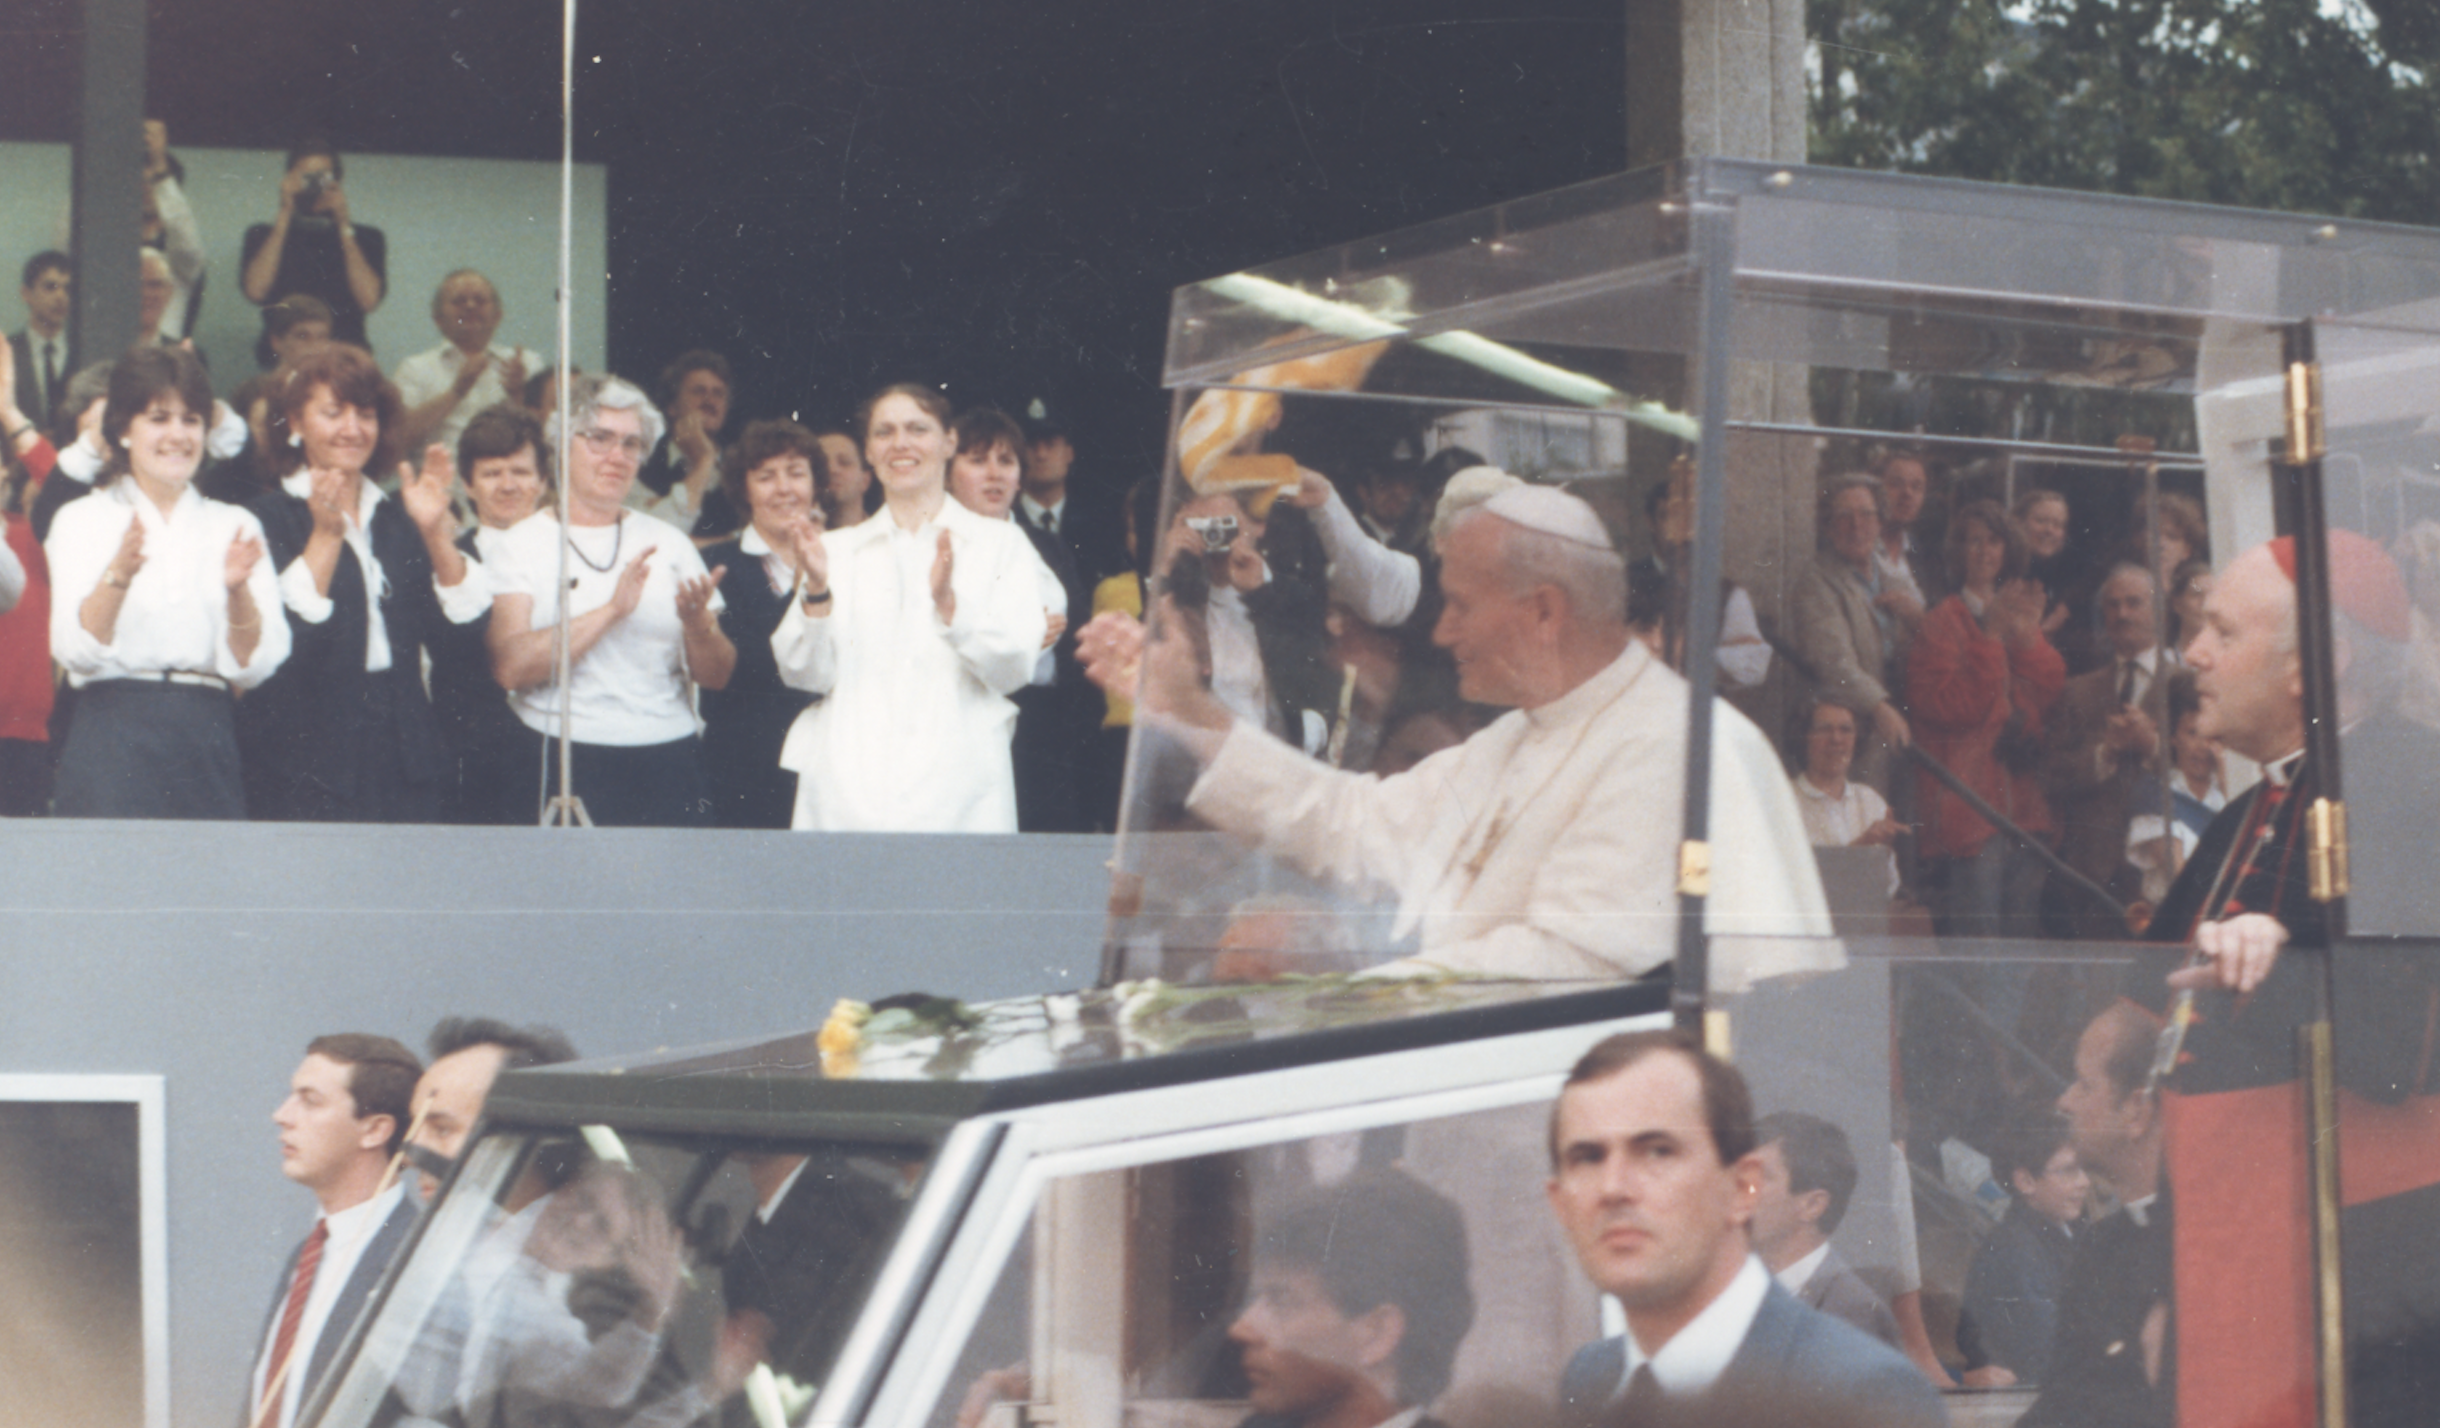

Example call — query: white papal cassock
[1186,639,1839,988]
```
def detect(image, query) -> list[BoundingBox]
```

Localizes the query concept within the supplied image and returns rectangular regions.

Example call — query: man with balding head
[2042,562,2175,937]
[1080,481,1830,981]
[394,270,537,456]
[2127,532,2440,1428]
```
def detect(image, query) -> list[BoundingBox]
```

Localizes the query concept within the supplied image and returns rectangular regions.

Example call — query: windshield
[313,1127,929,1428]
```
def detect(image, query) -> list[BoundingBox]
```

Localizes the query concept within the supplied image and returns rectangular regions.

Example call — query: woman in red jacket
[1906,499,2064,940]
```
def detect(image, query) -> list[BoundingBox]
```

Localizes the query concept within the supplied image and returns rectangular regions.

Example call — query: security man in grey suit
[1748,1111,1904,1349]
[245,1033,422,1428]
[1548,1030,1943,1428]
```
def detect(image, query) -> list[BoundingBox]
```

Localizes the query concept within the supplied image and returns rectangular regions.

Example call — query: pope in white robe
[1083,481,1837,989]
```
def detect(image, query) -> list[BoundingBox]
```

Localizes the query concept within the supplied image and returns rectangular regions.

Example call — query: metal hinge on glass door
[2285,359,2326,465]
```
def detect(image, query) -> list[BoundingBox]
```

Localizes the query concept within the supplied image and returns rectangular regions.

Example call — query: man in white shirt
[246,1034,422,1428]
[393,270,536,459]
[1547,1031,1942,1428]
[1082,483,1833,983]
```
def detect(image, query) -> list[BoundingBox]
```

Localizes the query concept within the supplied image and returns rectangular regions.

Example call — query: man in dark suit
[13,252,74,432]
[2123,534,2440,1428]
[2043,563,2173,936]
[1548,1030,1943,1428]
[246,1033,422,1428]
[1226,1167,1474,1428]
[1008,410,1099,832]
[1748,1112,1903,1349]
[405,1015,578,1198]
[2019,1002,2169,1428]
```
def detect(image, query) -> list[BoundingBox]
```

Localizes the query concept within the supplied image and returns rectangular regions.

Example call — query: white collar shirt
[738,522,798,595]
[253,1181,407,1428]
[1775,1241,1831,1297]
[1618,1255,1774,1398]
[1018,492,1065,534]
[278,471,395,672]
[42,479,292,688]
[393,342,538,457]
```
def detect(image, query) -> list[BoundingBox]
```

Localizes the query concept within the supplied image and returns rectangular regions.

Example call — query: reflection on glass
[321,1130,924,1428]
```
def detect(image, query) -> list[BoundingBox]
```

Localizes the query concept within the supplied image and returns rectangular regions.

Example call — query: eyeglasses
[576,427,651,460]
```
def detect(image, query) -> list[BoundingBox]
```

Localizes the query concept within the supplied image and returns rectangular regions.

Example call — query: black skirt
[54,678,246,819]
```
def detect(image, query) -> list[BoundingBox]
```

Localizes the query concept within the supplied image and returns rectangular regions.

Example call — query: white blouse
[772,497,1046,831]
[44,479,290,688]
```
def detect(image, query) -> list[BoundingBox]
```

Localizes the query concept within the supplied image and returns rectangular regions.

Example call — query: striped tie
[258,1219,328,1428]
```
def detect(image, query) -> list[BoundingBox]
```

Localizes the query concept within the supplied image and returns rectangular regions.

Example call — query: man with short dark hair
[407,1016,578,1198]
[1548,1031,1941,1428]
[1959,1109,2085,1385]
[1748,1112,1900,1348]
[640,349,734,531]
[12,251,73,429]
[247,1033,422,1428]
[1227,1168,1474,1428]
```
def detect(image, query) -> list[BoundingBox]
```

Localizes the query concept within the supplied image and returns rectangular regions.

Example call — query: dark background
[2,0,1629,500]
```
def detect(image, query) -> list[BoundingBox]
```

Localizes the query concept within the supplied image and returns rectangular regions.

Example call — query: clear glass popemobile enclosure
[307,159,2440,1428]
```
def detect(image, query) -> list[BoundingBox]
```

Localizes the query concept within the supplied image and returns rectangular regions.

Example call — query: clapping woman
[45,347,290,817]
[771,383,1044,831]
[241,344,483,821]
[698,420,828,828]
[485,374,735,827]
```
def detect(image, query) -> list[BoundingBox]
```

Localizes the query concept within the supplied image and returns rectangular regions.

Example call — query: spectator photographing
[241,140,386,355]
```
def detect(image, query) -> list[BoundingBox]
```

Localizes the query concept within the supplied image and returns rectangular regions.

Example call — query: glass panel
[2311,317,2440,939]
[315,1127,929,1428]
[926,1100,1603,1428]
[2308,314,2440,1426]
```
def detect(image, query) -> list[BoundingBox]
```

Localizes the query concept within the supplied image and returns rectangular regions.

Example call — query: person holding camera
[770,383,1045,832]
[240,141,387,356]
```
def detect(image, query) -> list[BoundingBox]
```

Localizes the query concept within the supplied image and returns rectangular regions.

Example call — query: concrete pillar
[71,0,145,362]
[1628,0,1813,737]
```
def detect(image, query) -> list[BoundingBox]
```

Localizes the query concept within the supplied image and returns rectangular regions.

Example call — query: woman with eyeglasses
[44,346,290,817]
[770,382,1045,831]
[240,343,482,821]
[485,373,735,826]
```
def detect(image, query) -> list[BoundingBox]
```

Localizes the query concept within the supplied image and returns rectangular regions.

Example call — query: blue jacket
[1557,1280,1945,1428]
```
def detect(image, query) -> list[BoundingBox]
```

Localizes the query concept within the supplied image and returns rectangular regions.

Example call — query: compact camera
[1184,514,1238,555]
[302,171,338,198]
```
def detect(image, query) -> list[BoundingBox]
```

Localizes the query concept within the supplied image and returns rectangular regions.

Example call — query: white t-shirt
[490,510,723,746]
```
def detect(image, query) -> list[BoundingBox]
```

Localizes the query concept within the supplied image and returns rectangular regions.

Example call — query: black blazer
[428,528,520,756]
[238,487,452,819]
[244,1193,418,1428]
[699,538,815,829]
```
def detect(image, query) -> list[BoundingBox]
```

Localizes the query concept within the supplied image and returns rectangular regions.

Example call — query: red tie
[258,1219,328,1428]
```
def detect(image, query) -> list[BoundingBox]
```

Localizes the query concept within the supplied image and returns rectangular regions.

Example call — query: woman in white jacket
[771,383,1046,831]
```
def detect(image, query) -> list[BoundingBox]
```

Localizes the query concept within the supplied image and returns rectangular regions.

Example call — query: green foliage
[1809,0,2439,223]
